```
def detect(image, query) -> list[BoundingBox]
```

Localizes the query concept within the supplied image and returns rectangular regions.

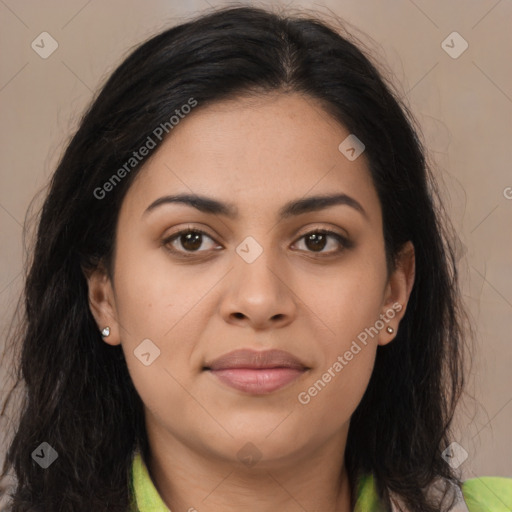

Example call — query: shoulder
[355,473,512,512]
[461,476,512,511]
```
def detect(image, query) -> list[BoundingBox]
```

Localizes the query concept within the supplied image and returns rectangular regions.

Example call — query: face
[87,92,414,468]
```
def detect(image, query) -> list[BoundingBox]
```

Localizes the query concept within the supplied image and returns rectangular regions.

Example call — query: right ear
[83,264,121,346]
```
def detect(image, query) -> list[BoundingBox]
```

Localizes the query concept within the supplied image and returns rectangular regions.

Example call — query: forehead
[121,92,380,223]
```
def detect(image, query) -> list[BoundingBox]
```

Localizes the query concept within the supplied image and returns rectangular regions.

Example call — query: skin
[87,92,415,511]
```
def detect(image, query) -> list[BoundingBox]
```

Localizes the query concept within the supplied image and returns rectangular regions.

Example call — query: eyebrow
[143,192,368,221]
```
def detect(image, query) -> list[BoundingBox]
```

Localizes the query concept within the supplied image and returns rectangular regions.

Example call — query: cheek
[112,240,191,339]
[293,254,386,424]
[112,245,208,408]
[297,256,387,344]
[297,347,375,436]
[296,338,376,436]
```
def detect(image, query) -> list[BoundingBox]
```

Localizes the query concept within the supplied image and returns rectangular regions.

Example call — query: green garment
[129,452,512,511]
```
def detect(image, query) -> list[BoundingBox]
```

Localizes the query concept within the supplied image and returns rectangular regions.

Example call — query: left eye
[293,230,349,254]
[163,229,349,257]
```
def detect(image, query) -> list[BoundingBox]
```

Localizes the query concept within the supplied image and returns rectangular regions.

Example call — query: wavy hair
[0,5,472,511]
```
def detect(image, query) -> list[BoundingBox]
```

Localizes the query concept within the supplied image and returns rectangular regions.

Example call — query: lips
[204,349,309,394]
[205,349,307,371]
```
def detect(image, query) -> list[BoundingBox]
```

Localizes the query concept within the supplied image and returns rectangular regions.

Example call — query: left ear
[378,240,415,346]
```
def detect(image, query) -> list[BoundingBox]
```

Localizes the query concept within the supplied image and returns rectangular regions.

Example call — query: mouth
[203,349,310,395]
[206,367,308,394]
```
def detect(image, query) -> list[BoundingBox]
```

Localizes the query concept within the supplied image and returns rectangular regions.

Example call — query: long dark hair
[1,5,472,511]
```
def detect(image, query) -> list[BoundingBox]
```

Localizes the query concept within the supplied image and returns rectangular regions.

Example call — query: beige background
[1,0,511,485]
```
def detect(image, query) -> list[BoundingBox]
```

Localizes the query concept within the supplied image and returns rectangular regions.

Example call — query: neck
[145,427,353,512]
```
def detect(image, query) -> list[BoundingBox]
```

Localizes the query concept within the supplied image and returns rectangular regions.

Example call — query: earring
[386,326,394,334]
[101,327,111,337]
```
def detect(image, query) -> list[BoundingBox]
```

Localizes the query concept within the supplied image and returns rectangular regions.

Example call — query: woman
[1,5,510,511]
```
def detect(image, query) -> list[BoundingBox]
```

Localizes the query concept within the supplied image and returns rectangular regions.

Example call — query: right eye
[162,228,221,257]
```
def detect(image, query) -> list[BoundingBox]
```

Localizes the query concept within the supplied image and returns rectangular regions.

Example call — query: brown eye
[179,231,203,251]
[294,229,351,255]
[163,229,218,256]
[304,232,328,252]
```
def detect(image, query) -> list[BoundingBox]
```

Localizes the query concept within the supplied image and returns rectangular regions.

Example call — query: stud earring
[386,326,394,334]
[101,327,111,337]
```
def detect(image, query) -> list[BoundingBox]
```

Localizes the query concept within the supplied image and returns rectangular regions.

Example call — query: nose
[219,249,297,330]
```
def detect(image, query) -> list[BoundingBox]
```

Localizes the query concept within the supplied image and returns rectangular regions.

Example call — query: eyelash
[162,226,352,259]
